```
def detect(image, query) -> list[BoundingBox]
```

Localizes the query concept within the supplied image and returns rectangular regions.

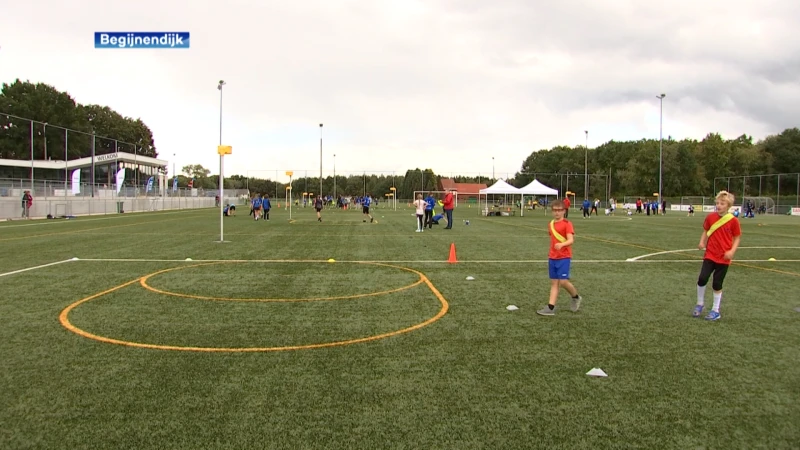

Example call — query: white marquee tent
[479,179,522,195]
[519,179,559,216]
[519,179,559,196]
[478,179,522,216]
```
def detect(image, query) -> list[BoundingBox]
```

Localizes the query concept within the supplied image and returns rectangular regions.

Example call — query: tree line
[0,79,157,161]
[3,79,798,200]
[181,165,440,201]
[513,129,800,200]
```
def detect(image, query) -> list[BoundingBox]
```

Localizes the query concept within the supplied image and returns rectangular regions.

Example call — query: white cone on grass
[506,305,519,311]
[586,368,608,377]
[466,276,475,281]
[185,258,192,261]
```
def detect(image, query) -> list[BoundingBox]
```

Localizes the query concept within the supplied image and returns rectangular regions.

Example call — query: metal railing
[1,177,250,219]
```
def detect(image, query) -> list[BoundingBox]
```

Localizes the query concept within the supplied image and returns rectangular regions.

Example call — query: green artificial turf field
[1,205,798,449]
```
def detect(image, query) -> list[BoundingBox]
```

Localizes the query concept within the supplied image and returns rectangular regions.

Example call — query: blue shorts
[548,258,571,280]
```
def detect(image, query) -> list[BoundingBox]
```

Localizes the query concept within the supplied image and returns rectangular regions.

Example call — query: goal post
[742,196,775,214]
[678,196,714,212]
[413,191,482,208]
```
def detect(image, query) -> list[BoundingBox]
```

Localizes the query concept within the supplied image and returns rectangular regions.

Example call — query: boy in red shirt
[537,199,582,316]
[694,190,741,321]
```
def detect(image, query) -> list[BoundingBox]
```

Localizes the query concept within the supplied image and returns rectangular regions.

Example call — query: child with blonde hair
[694,191,741,321]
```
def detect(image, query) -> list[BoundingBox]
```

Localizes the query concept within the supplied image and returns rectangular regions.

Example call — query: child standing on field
[537,199,583,316]
[413,193,426,232]
[694,190,741,321]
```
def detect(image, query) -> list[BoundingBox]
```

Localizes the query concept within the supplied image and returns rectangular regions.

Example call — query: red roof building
[438,179,488,199]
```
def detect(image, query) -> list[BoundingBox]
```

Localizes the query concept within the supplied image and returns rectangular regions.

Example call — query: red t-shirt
[563,198,571,209]
[703,212,741,265]
[549,219,574,259]
[443,193,454,209]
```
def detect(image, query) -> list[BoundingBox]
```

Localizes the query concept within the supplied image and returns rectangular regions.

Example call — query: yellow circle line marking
[59,263,449,352]
[138,262,424,302]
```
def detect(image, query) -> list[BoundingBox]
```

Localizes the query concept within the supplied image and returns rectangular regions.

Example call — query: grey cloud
[4,0,799,175]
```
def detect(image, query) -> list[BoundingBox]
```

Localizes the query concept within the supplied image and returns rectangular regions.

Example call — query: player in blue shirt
[582,198,591,218]
[262,194,271,221]
[424,193,436,229]
[362,194,374,223]
[252,195,262,221]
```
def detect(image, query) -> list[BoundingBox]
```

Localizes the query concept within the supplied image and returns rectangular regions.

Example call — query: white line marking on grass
[0,259,75,278]
[66,258,748,264]
[0,209,207,229]
[76,258,631,263]
[626,246,800,262]
[626,248,700,261]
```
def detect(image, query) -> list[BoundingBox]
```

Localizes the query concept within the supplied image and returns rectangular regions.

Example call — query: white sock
[712,291,722,312]
[697,285,706,306]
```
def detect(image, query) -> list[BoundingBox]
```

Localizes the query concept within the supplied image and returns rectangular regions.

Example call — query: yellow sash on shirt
[550,220,567,243]
[707,213,734,237]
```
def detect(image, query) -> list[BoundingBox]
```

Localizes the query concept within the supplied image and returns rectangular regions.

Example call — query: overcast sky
[2,0,798,182]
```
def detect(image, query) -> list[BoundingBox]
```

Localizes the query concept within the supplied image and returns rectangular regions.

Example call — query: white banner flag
[115,168,126,194]
[70,169,81,195]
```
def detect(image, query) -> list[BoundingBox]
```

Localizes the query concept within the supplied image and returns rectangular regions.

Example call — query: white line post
[217,80,227,242]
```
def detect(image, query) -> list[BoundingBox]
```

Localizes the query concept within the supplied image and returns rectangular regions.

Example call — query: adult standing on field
[443,189,454,229]
[21,190,32,219]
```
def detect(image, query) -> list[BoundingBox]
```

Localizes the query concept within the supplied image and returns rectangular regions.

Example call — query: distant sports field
[1,205,798,449]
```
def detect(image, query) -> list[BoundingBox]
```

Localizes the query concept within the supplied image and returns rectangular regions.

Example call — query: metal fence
[713,173,800,214]
[1,178,250,220]
[0,178,248,198]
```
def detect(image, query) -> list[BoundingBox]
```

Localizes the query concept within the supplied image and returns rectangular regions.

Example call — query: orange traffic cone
[448,243,458,264]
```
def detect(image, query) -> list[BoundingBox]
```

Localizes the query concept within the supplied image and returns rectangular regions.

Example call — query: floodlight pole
[657,93,665,209]
[218,80,226,242]
[333,153,336,199]
[492,156,495,180]
[584,130,588,199]
[64,130,68,202]
[30,121,34,192]
[319,124,323,201]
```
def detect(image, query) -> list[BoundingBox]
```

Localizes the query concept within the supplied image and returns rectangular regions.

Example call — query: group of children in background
[241,194,272,221]
[634,198,668,215]
[413,193,448,232]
